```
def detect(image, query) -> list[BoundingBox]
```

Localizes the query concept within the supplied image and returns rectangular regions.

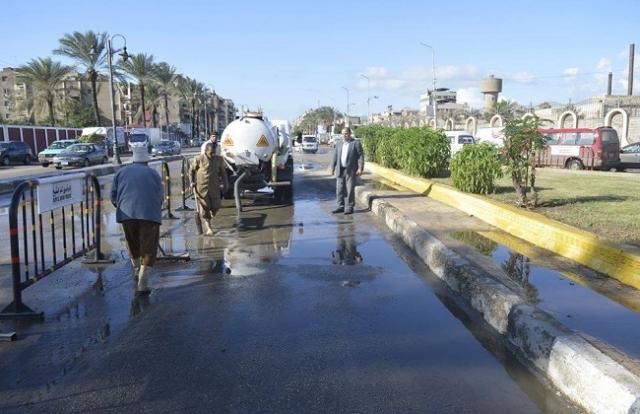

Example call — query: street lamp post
[360,74,370,124]
[341,86,350,125]
[420,42,437,128]
[94,34,129,165]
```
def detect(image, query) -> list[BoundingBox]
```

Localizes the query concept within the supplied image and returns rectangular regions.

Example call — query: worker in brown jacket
[190,142,228,235]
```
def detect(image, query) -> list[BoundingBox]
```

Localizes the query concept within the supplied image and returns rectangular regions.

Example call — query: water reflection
[501,252,539,303]
[129,295,151,317]
[332,222,363,266]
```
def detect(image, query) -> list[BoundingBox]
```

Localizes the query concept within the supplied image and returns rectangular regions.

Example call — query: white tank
[220,113,277,167]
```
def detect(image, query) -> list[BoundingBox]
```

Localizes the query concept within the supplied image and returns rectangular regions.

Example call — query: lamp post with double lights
[91,34,129,165]
[420,42,437,128]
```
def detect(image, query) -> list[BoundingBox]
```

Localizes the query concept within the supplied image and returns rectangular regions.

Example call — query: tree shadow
[492,186,553,195]
[538,195,628,207]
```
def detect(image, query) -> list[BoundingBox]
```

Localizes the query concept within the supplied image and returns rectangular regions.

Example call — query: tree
[143,84,162,128]
[501,116,547,207]
[16,57,73,126]
[177,76,203,137]
[120,53,156,127]
[153,62,178,130]
[484,99,523,122]
[54,30,108,125]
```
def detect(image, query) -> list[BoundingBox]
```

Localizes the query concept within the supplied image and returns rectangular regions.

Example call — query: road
[0,147,574,413]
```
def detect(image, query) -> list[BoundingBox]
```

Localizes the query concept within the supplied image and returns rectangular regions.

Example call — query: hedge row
[357,125,502,194]
[357,125,450,178]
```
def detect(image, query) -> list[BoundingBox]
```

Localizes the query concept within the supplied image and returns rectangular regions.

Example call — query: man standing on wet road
[110,145,163,295]
[190,141,228,235]
[330,127,364,215]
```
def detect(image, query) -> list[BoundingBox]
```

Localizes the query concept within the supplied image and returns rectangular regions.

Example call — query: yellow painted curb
[365,162,640,290]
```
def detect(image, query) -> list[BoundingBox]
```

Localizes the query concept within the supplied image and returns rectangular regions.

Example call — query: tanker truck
[220,112,293,213]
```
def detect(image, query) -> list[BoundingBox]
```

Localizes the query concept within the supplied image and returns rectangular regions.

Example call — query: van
[537,127,620,170]
[445,131,476,155]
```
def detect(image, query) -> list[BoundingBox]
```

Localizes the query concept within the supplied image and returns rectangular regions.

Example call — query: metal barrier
[1,173,110,319]
[176,156,195,211]
[1,155,191,320]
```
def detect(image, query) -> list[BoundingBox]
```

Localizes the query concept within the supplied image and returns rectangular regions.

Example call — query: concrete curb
[356,187,640,414]
[365,162,640,290]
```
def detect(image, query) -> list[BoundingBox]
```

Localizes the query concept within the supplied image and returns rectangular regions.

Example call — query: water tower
[480,75,502,112]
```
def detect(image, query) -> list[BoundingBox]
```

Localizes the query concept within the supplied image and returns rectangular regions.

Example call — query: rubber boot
[136,265,152,296]
[203,219,214,236]
[131,258,141,280]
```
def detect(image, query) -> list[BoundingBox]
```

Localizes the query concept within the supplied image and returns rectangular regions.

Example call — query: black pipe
[234,171,248,215]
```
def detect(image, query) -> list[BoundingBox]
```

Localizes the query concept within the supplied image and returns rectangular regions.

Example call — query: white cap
[132,145,150,163]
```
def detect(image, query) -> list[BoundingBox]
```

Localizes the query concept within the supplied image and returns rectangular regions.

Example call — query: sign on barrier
[36,173,85,214]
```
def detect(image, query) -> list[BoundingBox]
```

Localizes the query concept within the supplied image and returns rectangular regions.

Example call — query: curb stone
[356,186,640,414]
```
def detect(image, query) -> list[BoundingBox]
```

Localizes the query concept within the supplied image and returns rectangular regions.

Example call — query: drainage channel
[449,229,640,359]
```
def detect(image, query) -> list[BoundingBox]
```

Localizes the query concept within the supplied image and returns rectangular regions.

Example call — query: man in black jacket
[330,127,365,215]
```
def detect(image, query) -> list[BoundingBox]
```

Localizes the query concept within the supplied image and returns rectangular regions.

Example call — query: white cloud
[437,64,480,81]
[456,87,484,108]
[596,57,611,71]
[362,66,389,78]
[511,71,535,83]
[563,67,579,76]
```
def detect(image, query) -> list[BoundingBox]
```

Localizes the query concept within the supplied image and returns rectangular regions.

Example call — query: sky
[1,0,639,121]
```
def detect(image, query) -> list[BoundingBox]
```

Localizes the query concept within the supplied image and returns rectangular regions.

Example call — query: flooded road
[0,150,575,413]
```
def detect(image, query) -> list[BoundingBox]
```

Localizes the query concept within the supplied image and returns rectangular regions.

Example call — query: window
[600,129,619,144]
[576,132,595,145]
[1,76,7,82]
[558,133,578,145]
[545,133,559,144]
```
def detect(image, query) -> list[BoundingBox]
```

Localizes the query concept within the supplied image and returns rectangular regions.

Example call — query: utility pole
[360,74,370,124]
[420,43,437,128]
[628,43,635,96]
[342,86,350,126]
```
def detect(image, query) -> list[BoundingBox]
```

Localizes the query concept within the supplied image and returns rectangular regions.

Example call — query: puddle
[451,230,640,358]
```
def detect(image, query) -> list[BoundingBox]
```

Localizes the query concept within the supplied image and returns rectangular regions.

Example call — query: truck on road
[220,112,294,213]
[80,127,127,156]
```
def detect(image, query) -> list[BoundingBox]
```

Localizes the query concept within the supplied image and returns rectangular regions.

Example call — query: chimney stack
[628,43,635,96]
[607,72,613,95]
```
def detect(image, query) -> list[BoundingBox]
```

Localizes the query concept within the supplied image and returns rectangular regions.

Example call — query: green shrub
[450,142,503,194]
[377,128,402,168]
[357,125,384,162]
[396,127,450,178]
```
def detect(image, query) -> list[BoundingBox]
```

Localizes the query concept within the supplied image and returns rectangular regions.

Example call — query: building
[0,67,30,121]
[0,67,123,125]
[419,88,468,118]
[532,95,640,146]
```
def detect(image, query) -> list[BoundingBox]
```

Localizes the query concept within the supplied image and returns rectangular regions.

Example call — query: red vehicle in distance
[536,127,620,170]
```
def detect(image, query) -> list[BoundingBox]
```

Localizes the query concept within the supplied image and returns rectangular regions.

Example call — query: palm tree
[120,53,156,127]
[177,76,203,137]
[54,31,108,125]
[16,58,73,126]
[153,62,178,129]
[143,84,162,128]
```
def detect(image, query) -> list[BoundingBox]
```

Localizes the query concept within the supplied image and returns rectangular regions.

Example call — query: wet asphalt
[0,149,576,413]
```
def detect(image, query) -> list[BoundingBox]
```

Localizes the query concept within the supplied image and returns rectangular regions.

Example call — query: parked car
[38,139,80,167]
[537,127,620,170]
[301,135,318,154]
[190,137,205,147]
[53,144,108,169]
[328,135,340,148]
[0,141,34,166]
[617,143,640,170]
[445,131,476,155]
[152,140,181,156]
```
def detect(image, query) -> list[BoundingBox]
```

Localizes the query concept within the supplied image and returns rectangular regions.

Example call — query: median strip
[365,162,640,290]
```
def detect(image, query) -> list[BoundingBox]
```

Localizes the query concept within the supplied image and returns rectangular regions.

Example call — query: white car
[301,135,318,153]
[445,131,476,155]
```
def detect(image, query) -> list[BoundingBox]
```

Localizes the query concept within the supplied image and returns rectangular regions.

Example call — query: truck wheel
[567,159,583,170]
[274,186,293,203]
